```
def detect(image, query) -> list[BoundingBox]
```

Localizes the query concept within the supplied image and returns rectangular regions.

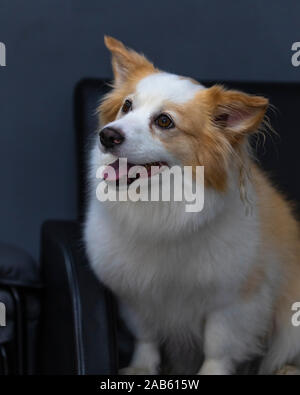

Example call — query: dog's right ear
[104,36,154,86]
[206,85,268,138]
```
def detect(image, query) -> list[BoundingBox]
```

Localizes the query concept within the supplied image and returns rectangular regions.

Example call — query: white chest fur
[84,183,260,342]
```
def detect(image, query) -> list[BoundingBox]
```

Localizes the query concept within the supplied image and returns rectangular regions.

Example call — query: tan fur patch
[158,87,268,191]
[105,36,155,86]
[251,165,300,325]
[241,263,266,299]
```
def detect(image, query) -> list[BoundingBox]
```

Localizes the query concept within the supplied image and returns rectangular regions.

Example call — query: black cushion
[0,289,14,343]
[0,242,41,289]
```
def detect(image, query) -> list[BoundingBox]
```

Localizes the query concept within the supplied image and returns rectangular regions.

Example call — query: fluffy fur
[84,36,300,375]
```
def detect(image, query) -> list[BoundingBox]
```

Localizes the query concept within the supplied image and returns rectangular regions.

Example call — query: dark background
[0,0,300,260]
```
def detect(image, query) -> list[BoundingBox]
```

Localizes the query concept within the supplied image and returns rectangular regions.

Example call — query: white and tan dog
[84,36,300,375]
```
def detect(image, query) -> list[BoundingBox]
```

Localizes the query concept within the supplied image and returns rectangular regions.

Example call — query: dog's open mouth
[102,158,168,185]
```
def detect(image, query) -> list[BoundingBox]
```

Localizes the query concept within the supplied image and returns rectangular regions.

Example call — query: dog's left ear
[207,86,268,136]
[104,36,154,86]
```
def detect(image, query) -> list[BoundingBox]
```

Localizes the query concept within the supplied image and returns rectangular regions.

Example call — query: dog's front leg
[198,310,237,375]
[119,340,160,375]
[198,301,263,375]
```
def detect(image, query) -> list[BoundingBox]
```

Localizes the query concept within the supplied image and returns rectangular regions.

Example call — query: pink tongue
[103,160,130,181]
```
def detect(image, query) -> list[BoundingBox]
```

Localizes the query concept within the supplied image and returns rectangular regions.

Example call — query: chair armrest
[39,220,118,375]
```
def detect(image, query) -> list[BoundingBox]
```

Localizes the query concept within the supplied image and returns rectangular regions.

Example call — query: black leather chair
[0,242,42,375]
[39,78,300,375]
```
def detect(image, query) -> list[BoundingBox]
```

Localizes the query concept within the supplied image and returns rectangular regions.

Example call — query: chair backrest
[74,78,300,218]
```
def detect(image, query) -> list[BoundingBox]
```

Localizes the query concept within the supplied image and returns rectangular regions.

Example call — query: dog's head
[98,36,268,191]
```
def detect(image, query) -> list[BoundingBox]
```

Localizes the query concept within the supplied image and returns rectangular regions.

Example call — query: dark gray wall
[0,0,300,260]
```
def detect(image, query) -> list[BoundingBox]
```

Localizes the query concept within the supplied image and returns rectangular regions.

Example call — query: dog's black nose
[99,127,125,149]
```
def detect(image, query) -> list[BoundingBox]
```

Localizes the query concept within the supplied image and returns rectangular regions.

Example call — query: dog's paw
[275,365,300,375]
[119,366,156,375]
[198,359,231,375]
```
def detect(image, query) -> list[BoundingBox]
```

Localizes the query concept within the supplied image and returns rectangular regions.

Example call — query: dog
[84,36,300,375]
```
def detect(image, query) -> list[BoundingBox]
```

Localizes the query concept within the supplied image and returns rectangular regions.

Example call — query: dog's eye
[121,99,132,114]
[155,114,174,129]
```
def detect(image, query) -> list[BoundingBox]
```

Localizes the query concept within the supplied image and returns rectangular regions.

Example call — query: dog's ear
[104,36,154,85]
[207,85,268,137]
